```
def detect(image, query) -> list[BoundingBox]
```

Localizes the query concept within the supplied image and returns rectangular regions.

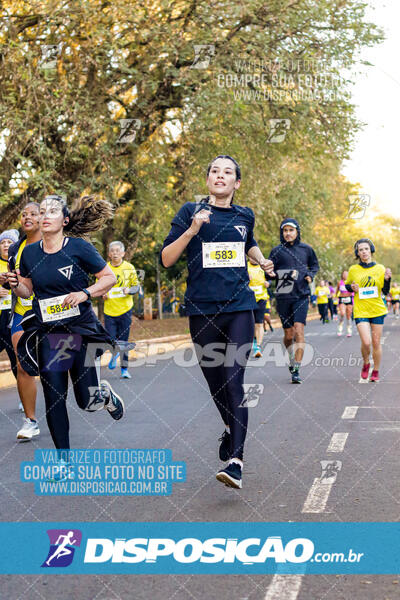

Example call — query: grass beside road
[131,316,190,340]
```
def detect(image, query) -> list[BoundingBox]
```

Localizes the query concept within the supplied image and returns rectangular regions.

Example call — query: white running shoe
[337,322,344,336]
[101,380,125,420]
[17,418,40,441]
[347,326,352,337]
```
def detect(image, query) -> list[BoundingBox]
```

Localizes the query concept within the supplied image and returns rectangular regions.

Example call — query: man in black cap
[268,218,319,383]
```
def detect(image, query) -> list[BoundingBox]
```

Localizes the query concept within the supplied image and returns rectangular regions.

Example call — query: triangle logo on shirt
[58,265,73,280]
[234,225,247,239]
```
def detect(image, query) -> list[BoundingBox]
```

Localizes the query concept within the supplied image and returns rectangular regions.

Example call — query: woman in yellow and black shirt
[345,238,391,383]
[0,203,42,441]
[0,229,19,382]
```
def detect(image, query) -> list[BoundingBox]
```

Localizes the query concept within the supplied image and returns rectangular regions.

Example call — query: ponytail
[64,195,114,237]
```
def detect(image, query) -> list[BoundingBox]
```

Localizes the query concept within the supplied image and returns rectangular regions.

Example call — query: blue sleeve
[306,247,319,280]
[245,209,258,253]
[79,240,107,274]
[160,203,193,267]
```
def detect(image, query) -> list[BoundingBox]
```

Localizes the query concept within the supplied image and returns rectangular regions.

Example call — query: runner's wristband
[82,288,91,299]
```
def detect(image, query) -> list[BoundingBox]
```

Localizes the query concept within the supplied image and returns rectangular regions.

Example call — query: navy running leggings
[0,311,17,379]
[189,310,254,460]
[318,303,328,321]
[37,333,100,450]
[104,309,132,368]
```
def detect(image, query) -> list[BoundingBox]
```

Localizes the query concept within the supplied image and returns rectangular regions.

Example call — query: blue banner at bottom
[0,522,398,574]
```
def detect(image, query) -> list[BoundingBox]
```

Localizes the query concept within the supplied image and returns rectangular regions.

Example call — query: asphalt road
[1,314,400,599]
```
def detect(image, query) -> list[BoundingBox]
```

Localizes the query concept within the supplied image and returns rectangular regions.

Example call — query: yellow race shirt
[104,260,139,317]
[14,240,34,316]
[0,257,12,313]
[315,286,330,304]
[390,287,400,301]
[247,262,269,302]
[346,263,387,318]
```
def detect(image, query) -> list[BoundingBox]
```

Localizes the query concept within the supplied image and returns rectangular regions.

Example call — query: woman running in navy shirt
[7,194,125,461]
[161,155,274,489]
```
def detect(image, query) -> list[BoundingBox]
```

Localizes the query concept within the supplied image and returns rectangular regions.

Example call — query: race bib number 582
[202,242,245,268]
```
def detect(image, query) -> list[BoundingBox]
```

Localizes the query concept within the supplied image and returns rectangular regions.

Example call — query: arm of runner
[383,268,392,294]
[305,247,319,282]
[62,265,116,308]
[123,285,140,295]
[344,267,357,292]
[161,208,210,268]
[247,246,275,276]
[1,252,16,290]
[123,266,140,294]
[6,271,33,298]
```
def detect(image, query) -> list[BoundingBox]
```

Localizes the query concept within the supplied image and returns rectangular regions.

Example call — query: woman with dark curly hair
[7,194,125,462]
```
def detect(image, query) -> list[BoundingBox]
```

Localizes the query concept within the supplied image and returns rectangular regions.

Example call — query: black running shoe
[216,462,242,489]
[218,430,231,462]
[288,365,295,375]
[101,380,125,420]
[291,369,302,384]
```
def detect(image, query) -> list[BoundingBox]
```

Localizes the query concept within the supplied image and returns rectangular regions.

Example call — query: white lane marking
[374,381,400,384]
[264,574,304,600]
[341,406,358,419]
[327,432,348,453]
[371,425,400,432]
[302,478,333,513]
[359,405,400,408]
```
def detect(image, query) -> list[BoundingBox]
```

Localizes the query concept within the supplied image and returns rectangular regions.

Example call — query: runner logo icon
[41,529,82,568]
[58,265,73,279]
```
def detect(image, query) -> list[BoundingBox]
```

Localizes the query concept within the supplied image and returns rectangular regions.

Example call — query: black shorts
[253,299,267,324]
[392,299,400,305]
[276,296,309,328]
[338,296,353,305]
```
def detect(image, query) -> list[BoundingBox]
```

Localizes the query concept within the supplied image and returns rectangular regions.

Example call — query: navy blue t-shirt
[161,202,258,315]
[19,237,106,325]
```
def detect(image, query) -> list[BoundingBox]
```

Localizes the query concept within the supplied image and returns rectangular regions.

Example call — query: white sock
[288,345,295,367]
[225,425,230,433]
[229,458,243,468]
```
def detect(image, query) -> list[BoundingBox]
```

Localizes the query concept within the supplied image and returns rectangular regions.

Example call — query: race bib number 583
[202,242,245,268]
[39,295,80,322]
